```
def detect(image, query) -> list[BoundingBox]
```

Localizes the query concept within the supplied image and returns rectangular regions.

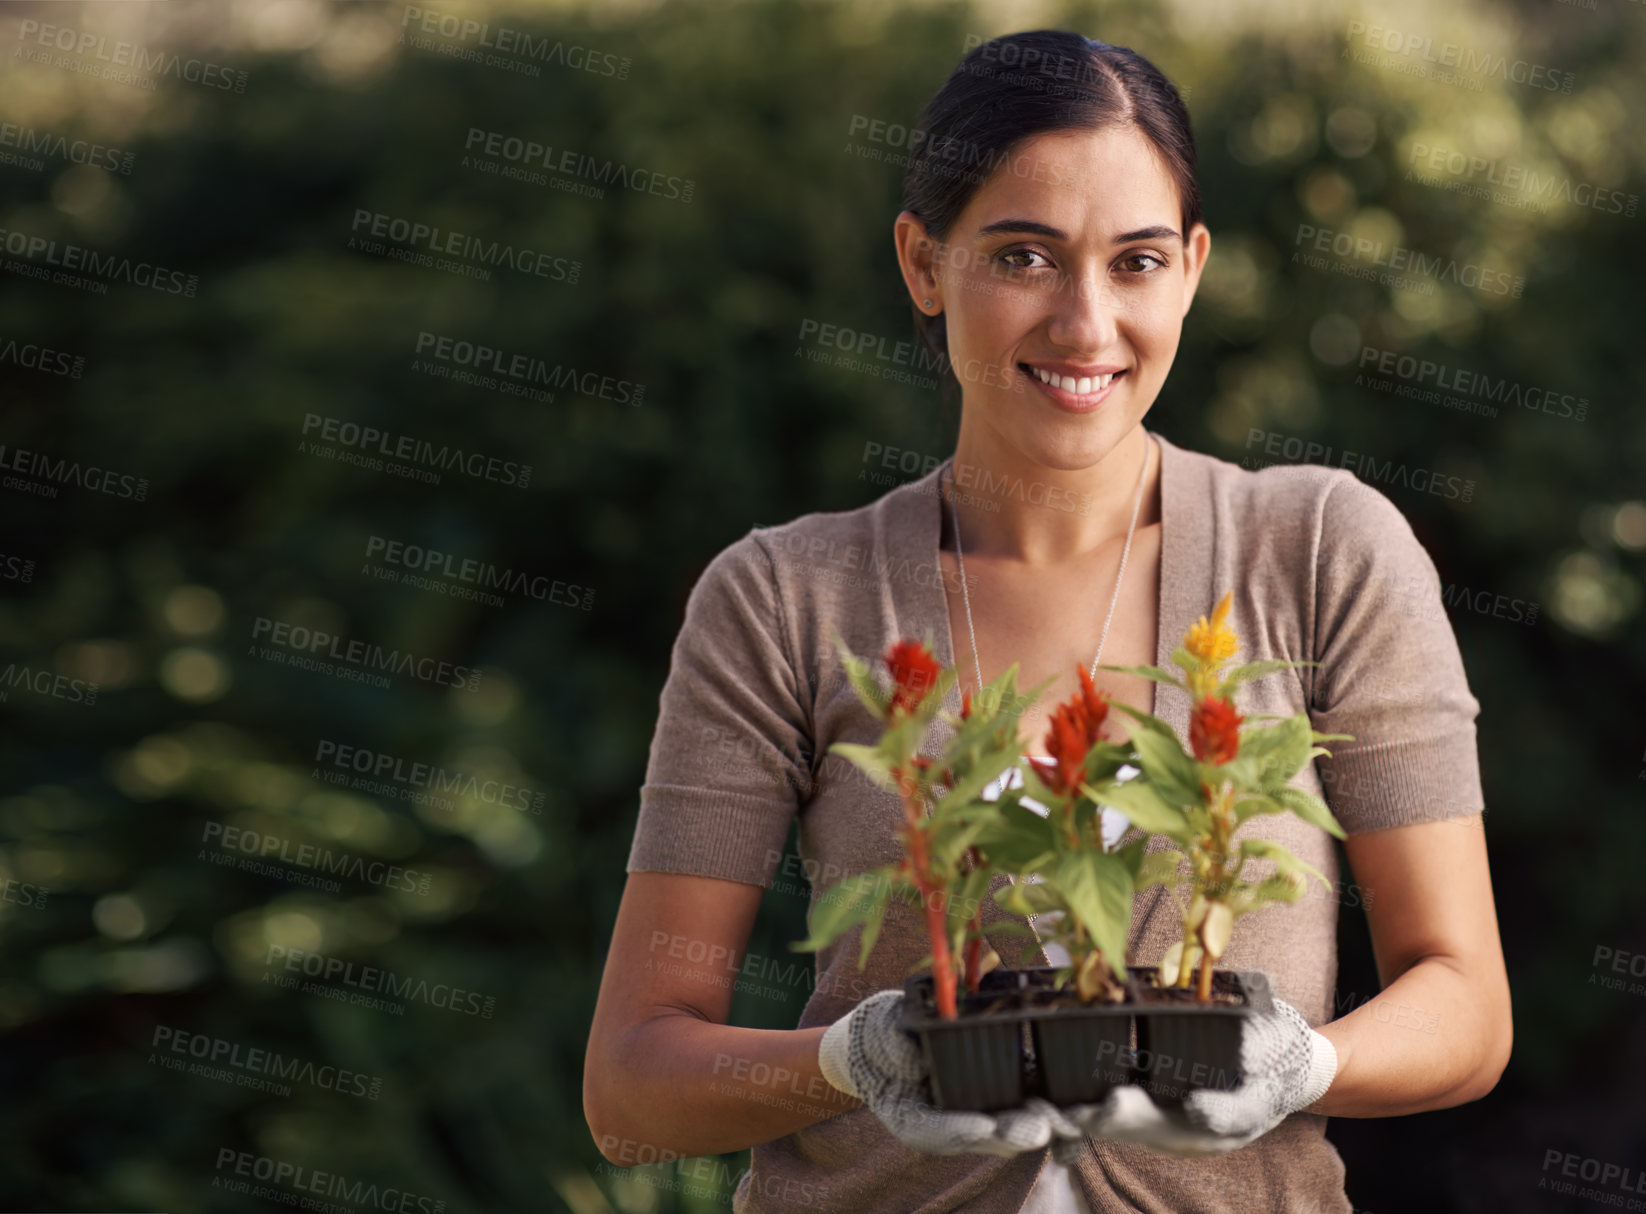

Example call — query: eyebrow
[975,219,1181,243]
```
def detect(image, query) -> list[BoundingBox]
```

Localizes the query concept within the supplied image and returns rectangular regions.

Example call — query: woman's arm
[1307,812,1512,1116]
[583,871,860,1164]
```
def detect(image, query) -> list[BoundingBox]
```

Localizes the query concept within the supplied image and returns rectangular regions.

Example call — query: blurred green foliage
[1,0,1642,1211]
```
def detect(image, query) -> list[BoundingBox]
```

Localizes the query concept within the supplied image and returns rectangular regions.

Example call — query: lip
[1019,362,1127,414]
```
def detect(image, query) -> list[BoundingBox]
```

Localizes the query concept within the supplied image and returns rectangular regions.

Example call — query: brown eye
[1119,253,1166,274]
[997,248,1050,270]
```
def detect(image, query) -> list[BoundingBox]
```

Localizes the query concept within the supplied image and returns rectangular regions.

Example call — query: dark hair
[901,30,1201,359]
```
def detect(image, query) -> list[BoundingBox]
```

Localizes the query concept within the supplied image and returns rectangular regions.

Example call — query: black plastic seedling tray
[1130,969,1271,1103]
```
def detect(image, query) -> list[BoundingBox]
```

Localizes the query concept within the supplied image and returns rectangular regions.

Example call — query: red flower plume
[1190,695,1243,765]
[884,640,941,717]
[1031,666,1111,797]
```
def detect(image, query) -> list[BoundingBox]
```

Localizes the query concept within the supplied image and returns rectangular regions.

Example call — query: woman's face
[898,125,1210,471]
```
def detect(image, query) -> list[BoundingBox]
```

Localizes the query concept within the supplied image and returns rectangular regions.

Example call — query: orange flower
[1032,666,1111,797]
[1190,695,1243,765]
[884,639,941,717]
[1185,591,1239,661]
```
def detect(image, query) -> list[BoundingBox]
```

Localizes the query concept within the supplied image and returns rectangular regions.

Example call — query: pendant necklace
[944,434,1153,705]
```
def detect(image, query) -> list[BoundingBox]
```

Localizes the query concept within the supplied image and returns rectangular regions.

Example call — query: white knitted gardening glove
[1053,994,1338,1159]
[818,989,1075,1158]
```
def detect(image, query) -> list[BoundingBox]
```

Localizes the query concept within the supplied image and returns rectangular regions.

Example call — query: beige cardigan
[626,429,1484,1213]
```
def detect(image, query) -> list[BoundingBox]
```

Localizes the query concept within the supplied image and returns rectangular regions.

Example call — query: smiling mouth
[1018,363,1127,398]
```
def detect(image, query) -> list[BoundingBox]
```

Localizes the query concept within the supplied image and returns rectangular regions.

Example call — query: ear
[1179,222,1212,319]
[893,210,943,314]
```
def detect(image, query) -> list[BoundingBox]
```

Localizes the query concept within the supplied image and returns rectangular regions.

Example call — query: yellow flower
[1184,591,1239,668]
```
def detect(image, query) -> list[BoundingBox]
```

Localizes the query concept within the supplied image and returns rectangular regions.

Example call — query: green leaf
[1136,848,1186,888]
[831,632,891,718]
[1216,659,1306,694]
[1238,838,1330,889]
[1130,729,1206,810]
[825,742,899,793]
[939,742,1024,812]
[1233,794,1288,827]
[994,879,1063,917]
[976,799,1059,868]
[791,864,900,962]
[1055,851,1133,981]
[1106,700,1177,740]
[1096,663,1185,690]
[1084,778,1191,839]
[1272,785,1347,840]
[1236,714,1314,790]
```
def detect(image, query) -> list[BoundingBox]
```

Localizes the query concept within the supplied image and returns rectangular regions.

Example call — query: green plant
[1093,592,1351,1000]
[791,634,1041,1019]
[984,667,1143,1003]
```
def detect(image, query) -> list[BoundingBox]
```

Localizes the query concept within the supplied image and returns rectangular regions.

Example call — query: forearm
[590,1013,860,1162]
[1308,955,1510,1117]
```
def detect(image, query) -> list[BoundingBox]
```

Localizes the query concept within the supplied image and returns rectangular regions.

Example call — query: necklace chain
[946,434,1153,703]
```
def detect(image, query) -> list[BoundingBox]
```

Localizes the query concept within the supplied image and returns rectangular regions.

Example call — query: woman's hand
[1060,991,1337,1157]
[818,990,1076,1157]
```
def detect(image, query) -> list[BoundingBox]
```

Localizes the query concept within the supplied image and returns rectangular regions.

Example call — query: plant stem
[964,911,983,994]
[896,766,957,1019]
[1196,948,1214,1002]
[1176,918,1197,988]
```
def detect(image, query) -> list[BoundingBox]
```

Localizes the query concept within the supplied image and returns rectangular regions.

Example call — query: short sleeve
[626,532,811,887]
[1308,476,1485,834]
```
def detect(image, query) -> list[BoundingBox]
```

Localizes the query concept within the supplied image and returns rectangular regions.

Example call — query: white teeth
[1032,366,1115,395]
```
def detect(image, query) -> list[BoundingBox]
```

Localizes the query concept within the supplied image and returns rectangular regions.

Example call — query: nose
[1045,266,1123,354]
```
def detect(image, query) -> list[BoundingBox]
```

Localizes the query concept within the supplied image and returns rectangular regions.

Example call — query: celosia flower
[884,639,941,717]
[1190,695,1243,765]
[1031,666,1111,797]
[1185,591,1239,666]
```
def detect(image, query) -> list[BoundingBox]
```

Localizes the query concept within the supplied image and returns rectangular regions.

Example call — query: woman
[584,29,1511,1213]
